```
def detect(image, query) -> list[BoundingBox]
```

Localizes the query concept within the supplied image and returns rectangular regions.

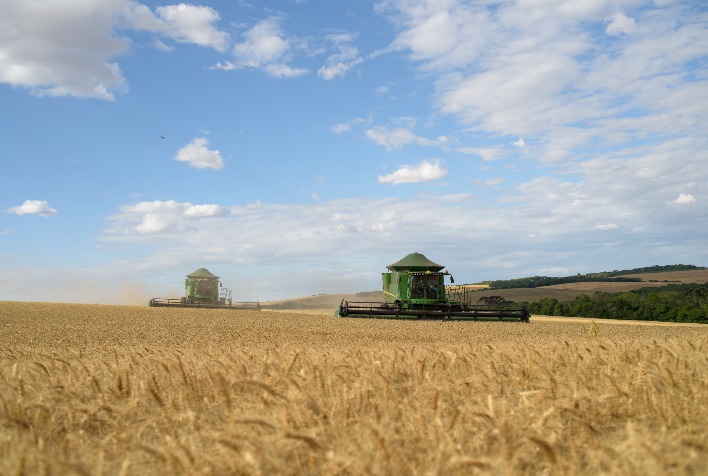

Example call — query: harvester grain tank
[336,252,529,321]
[149,268,260,310]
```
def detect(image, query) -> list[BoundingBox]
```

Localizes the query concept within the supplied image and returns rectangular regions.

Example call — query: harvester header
[337,252,529,321]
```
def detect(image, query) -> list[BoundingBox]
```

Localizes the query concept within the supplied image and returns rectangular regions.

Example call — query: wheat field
[1,302,706,475]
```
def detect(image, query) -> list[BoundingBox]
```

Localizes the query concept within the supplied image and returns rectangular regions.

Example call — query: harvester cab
[337,252,530,321]
[183,268,225,305]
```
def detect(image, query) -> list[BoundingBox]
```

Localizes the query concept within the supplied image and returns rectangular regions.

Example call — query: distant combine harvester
[149,268,260,310]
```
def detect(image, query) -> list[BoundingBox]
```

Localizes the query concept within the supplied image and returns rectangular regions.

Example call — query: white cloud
[0,1,231,100]
[317,32,363,80]
[672,193,696,205]
[367,126,418,149]
[183,204,229,218]
[174,137,225,170]
[366,126,447,150]
[605,13,638,36]
[156,4,230,52]
[229,17,307,77]
[214,59,307,78]
[116,200,229,234]
[235,18,289,63]
[152,38,175,53]
[378,159,448,184]
[7,200,58,217]
[0,2,129,99]
[596,223,619,231]
[318,63,351,81]
[379,4,491,71]
[264,63,308,78]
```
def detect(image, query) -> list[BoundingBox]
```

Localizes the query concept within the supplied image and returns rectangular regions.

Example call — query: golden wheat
[0,301,706,475]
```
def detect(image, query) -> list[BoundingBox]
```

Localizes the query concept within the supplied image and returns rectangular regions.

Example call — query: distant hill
[466,268,708,306]
[483,264,705,290]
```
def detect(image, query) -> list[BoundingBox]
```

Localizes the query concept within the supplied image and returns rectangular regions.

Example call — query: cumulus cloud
[0,1,231,100]
[115,200,229,234]
[672,193,696,205]
[378,159,448,185]
[605,13,638,36]
[235,18,288,64]
[7,200,58,217]
[174,137,225,170]
[156,4,230,52]
[224,17,307,78]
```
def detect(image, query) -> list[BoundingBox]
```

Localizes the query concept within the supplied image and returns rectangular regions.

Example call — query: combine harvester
[149,268,260,310]
[336,252,529,322]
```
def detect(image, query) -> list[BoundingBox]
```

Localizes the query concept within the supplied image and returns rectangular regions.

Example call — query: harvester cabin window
[410,275,440,299]
[196,281,210,295]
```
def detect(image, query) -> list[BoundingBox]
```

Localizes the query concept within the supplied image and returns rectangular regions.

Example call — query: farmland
[468,268,708,305]
[1,301,707,475]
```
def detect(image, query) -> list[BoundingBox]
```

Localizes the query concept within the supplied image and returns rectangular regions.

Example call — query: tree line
[527,284,708,324]
[485,264,704,289]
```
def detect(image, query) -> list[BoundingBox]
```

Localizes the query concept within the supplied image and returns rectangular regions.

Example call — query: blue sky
[2,0,707,304]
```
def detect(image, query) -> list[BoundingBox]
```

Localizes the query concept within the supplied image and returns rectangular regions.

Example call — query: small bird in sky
[160,135,166,139]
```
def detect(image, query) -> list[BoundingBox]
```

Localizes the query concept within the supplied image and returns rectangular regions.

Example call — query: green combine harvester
[149,268,260,310]
[336,252,530,322]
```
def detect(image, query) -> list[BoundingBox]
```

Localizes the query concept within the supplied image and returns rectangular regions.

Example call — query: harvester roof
[186,267,219,280]
[387,252,444,272]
